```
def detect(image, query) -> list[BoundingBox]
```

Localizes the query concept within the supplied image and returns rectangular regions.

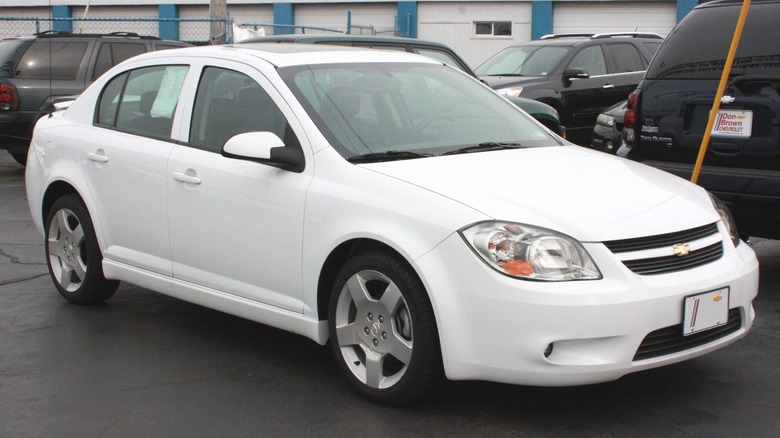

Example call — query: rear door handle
[86,151,109,163]
[173,171,202,185]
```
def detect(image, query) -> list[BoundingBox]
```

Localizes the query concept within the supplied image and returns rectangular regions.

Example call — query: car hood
[478,75,546,89]
[360,146,717,242]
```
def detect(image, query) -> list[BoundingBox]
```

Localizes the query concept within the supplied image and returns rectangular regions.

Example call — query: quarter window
[95,65,188,140]
[16,40,88,80]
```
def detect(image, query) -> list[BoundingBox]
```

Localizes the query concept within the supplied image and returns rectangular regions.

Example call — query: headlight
[497,87,523,97]
[596,113,615,127]
[459,221,602,281]
[709,193,740,247]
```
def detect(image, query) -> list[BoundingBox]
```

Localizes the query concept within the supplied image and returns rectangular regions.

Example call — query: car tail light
[623,90,639,143]
[0,82,20,111]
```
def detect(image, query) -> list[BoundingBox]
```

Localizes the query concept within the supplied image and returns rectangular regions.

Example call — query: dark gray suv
[476,33,662,145]
[621,0,780,239]
[0,31,188,165]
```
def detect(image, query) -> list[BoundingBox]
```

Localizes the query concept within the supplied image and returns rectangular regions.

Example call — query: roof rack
[33,31,161,40]
[540,32,664,40]
[591,32,664,40]
[540,33,594,40]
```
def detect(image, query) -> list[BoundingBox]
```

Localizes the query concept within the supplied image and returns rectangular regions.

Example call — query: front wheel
[11,152,27,166]
[328,249,444,405]
[45,194,119,304]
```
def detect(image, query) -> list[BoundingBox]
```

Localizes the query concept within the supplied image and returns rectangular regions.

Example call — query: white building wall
[553,2,677,36]
[0,8,52,37]
[418,2,533,69]
[294,3,398,35]
[71,5,159,35]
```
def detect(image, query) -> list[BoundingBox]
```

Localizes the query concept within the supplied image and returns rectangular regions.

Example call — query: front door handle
[86,151,109,163]
[602,84,615,89]
[173,171,202,185]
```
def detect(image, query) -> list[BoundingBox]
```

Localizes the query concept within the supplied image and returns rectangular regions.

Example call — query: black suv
[0,31,188,165]
[621,0,780,239]
[475,33,662,145]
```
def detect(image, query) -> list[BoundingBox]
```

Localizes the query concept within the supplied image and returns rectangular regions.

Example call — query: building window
[475,21,512,36]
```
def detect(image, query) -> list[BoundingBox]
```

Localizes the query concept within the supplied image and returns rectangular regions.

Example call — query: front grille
[602,223,723,275]
[603,223,719,253]
[622,242,723,275]
[633,308,742,361]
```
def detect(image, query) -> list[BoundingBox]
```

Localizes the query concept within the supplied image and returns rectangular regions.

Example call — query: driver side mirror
[222,131,304,173]
[562,67,590,87]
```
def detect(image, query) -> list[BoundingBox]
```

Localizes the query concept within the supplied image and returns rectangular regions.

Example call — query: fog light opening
[544,343,554,358]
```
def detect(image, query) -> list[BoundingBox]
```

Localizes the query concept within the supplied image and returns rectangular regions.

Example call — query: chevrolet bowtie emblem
[673,243,692,257]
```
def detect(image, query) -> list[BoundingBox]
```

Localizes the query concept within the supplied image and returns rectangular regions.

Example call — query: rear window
[647,2,780,80]
[16,40,88,80]
[0,40,30,78]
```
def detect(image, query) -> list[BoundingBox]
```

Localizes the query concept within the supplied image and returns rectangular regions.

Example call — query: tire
[11,152,27,166]
[328,249,444,405]
[44,194,119,304]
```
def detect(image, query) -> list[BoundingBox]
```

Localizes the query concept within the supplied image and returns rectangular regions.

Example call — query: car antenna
[48,0,53,118]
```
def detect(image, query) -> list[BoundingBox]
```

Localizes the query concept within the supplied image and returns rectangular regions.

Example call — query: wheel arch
[41,180,82,226]
[316,238,423,323]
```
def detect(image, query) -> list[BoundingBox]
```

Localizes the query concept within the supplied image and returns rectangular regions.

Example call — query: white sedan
[26,44,759,405]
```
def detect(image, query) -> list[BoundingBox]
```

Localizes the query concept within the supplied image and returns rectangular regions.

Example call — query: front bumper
[415,228,759,386]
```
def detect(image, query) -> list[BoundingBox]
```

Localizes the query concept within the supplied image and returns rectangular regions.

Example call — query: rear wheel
[328,249,443,405]
[45,194,119,304]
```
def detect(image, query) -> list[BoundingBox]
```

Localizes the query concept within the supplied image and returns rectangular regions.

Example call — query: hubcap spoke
[364,350,384,388]
[345,275,371,308]
[378,282,403,314]
[335,321,359,347]
[387,334,413,365]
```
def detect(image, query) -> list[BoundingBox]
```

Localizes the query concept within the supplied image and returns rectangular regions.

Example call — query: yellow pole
[691,0,752,184]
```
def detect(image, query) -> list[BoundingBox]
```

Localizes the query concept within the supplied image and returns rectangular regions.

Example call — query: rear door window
[16,40,88,80]
[605,43,645,73]
[92,42,147,80]
[96,65,189,140]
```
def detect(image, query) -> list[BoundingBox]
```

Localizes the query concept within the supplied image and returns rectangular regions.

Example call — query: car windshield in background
[280,62,559,161]
[475,46,569,77]
[647,3,780,80]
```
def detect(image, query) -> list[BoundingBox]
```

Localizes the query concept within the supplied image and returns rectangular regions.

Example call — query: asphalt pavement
[1,150,779,437]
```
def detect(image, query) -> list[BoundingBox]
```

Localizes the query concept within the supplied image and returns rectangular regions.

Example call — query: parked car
[240,34,565,136]
[0,31,189,165]
[475,33,662,146]
[592,100,626,154]
[26,44,758,405]
[621,0,780,239]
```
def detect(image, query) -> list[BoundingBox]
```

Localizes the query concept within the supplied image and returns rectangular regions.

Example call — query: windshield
[475,46,569,77]
[279,62,559,160]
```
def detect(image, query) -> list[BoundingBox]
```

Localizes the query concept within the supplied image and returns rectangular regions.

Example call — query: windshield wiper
[443,142,524,156]
[347,150,433,163]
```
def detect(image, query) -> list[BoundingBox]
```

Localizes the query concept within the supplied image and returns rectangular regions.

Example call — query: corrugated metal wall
[294,3,398,34]
[553,1,676,36]
[418,2,533,68]
[71,5,159,35]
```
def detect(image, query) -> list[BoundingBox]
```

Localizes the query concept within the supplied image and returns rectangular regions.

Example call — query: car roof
[133,43,441,68]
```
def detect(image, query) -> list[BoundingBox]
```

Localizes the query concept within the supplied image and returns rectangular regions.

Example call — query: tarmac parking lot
[1,150,778,437]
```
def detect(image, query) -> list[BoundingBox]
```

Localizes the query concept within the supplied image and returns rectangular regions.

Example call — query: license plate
[711,109,752,137]
[683,288,729,336]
